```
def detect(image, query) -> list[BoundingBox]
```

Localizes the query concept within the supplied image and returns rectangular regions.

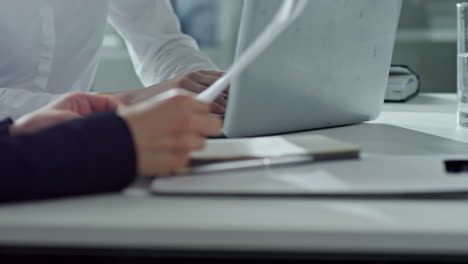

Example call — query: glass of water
[458,3,468,127]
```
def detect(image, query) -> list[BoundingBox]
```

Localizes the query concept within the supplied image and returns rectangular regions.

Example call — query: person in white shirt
[0,0,227,120]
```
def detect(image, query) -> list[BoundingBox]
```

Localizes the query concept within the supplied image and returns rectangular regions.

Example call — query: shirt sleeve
[0,88,62,120]
[107,0,219,87]
[0,112,137,203]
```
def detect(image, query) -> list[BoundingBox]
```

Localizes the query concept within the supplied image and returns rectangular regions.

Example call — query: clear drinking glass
[458,3,468,127]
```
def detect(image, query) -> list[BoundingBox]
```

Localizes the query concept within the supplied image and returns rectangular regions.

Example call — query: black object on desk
[446,160,468,174]
[384,64,420,103]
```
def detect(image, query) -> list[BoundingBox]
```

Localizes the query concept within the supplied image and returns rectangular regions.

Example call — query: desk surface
[377,93,468,144]
[1,93,468,260]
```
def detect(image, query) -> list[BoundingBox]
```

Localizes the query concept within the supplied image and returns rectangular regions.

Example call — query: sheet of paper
[197,0,308,102]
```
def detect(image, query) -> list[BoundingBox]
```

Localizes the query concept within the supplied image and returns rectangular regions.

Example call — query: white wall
[392,0,457,93]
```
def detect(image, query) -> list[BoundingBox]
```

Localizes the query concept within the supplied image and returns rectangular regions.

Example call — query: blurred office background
[94,0,457,94]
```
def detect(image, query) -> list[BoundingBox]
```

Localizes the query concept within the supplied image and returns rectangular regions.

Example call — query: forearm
[136,41,218,85]
[107,0,218,86]
[0,112,137,203]
[99,88,156,106]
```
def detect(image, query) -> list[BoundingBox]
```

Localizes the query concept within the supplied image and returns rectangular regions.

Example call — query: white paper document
[197,0,308,102]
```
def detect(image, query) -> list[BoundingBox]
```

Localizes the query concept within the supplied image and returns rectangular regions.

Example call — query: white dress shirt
[0,0,217,119]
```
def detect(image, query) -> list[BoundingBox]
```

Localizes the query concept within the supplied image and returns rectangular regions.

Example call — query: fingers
[182,78,208,94]
[192,99,212,114]
[152,88,196,104]
[197,70,224,77]
[158,91,210,114]
[190,72,221,87]
[214,94,228,107]
[120,90,224,177]
[159,89,226,115]
[186,71,227,97]
[189,94,226,115]
[189,71,228,110]
[51,93,122,115]
[85,94,122,113]
[179,80,227,113]
[211,103,225,116]
[169,71,229,115]
[173,107,222,136]
[149,92,222,135]
[139,151,190,176]
[192,114,223,136]
[175,96,223,134]
[162,133,206,151]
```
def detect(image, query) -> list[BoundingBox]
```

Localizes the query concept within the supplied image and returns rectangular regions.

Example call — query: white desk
[376,93,468,144]
[1,93,468,262]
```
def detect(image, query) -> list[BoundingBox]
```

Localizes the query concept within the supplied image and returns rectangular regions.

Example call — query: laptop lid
[223,0,402,138]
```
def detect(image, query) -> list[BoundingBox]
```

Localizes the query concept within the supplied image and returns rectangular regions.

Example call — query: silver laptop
[223,0,402,138]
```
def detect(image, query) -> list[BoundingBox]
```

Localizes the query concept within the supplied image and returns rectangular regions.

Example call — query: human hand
[111,70,229,115]
[118,89,222,176]
[10,93,121,135]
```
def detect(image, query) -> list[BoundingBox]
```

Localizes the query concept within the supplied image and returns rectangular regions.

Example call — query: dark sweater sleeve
[0,112,137,203]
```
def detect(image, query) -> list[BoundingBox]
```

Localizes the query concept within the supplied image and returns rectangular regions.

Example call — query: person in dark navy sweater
[0,90,222,203]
